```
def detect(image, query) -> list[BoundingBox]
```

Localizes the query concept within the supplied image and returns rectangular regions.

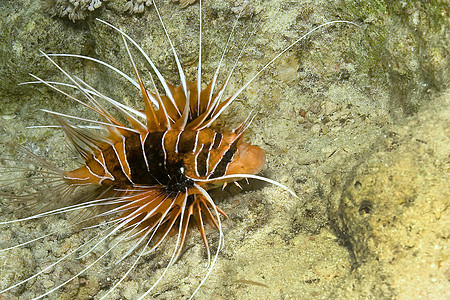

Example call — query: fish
[0,1,355,298]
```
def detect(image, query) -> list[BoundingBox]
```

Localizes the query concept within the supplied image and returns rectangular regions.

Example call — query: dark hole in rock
[359,200,373,215]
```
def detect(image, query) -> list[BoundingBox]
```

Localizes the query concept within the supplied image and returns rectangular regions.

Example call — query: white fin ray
[204,21,358,128]
[207,11,242,109]
[0,208,121,254]
[197,0,203,115]
[27,74,114,123]
[121,35,171,130]
[26,124,104,130]
[140,192,186,255]
[79,216,125,231]
[21,80,147,119]
[54,116,110,157]
[0,169,60,177]
[40,109,140,134]
[39,52,122,125]
[189,184,224,300]
[0,195,125,226]
[100,225,153,299]
[138,192,188,299]
[0,233,101,295]
[0,175,63,186]
[75,210,144,260]
[95,19,181,116]
[197,17,264,130]
[73,74,148,133]
[102,193,181,299]
[194,173,298,198]
[44,53,143,98]
[151,0,188,100]
[33,221,139,300]
[0,231,54,253]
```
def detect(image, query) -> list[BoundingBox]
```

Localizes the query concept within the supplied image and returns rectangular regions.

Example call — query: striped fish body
[64,127,265,193]
[55,70,267,254]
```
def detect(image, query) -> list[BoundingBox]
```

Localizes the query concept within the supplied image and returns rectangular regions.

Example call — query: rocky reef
[0,0,448,298]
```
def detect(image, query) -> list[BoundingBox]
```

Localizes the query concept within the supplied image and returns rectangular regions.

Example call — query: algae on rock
[329,90,450,299]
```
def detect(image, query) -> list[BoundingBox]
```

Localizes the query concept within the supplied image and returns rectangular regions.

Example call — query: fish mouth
[225,141,266,176]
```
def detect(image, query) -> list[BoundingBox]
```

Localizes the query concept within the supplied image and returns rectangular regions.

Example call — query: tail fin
[0,143,84,214]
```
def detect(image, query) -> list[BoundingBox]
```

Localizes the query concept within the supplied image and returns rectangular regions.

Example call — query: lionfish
[0,0,354,298]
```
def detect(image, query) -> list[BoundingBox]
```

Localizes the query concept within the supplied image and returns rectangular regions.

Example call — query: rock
[329,90,450,298]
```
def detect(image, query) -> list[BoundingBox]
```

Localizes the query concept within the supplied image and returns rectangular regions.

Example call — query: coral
[172,0,197,9]
[124,0,152,13]
[45,0,104,21]
[124,0,197,13]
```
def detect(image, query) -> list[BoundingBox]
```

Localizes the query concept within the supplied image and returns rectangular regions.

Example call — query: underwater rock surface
[0,0,448,299]
[329,90,450,298]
